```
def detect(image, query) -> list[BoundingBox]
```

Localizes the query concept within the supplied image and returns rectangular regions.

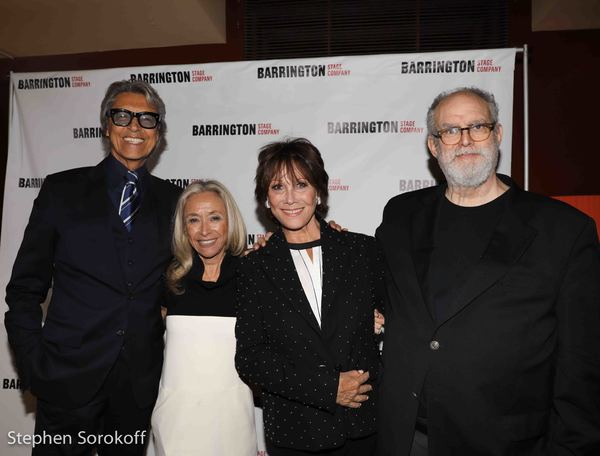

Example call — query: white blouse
[290,245,323,326]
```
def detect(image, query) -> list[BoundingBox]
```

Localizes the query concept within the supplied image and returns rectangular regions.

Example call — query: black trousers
[32,353,154,456]
[410,419,429,456]
[410,430,429,456]
[267,433,377,456]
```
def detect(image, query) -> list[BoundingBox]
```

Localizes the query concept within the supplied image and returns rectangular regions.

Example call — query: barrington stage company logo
[161,178,208,189]
[257,62,351,79]
[192,122,280,136]
[400,57,502,74]
[3,377,21,390]
[18,177,44,188]
[328,178,350,192]
[130,68,214,84]
[328,119,424,135]
[73,127,103,139]
[399,179,436,193]
[17,75,91,90]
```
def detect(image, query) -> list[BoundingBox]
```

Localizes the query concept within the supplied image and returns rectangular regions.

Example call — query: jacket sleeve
[4,178,57,390]
[549,217,600,453]
[234,259,339,413]
[371,237,388,315]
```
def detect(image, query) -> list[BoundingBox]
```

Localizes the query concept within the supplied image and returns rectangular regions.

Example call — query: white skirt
[151,315,257,456]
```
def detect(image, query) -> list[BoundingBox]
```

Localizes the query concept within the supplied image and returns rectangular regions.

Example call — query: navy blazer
[5,158,181,408]
[376,176,600,455]
[235,221,385,452]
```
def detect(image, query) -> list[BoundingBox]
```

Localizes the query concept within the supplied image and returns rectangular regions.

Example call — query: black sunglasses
[107,108,161,129]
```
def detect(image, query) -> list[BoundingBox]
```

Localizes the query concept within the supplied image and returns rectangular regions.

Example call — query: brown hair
[255,137,329,220]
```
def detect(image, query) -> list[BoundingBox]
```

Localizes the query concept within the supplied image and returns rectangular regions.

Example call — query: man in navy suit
[376,87,600,455]
[5,80,181,455]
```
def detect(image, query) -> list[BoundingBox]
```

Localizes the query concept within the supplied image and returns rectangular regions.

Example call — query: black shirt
[104,154,149,212]
[166,254,238,317]
[426,188,512,323]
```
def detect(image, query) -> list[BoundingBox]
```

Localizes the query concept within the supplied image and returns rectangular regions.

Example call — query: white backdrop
[1,48,516,455]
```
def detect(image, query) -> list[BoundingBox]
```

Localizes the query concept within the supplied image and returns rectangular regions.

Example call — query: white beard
[437,141,499,188]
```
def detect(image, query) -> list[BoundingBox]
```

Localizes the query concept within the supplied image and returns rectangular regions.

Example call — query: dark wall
[0,0,244,232]
[509,0,600,196]
[1,0,598,221]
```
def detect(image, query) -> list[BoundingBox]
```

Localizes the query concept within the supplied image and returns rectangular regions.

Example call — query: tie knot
[125,170,138,184]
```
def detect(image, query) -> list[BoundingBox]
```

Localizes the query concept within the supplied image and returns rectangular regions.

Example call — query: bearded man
[376,87,600,455]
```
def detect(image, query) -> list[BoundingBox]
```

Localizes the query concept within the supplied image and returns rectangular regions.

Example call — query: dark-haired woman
[235,138,385,455]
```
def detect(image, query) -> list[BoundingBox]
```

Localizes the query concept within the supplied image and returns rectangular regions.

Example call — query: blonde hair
[166,180,247,294]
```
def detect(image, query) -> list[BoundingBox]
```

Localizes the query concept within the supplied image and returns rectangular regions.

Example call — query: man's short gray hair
[426,87,499,136]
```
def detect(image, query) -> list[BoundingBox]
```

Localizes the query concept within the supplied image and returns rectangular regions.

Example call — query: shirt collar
[105,154,148,189]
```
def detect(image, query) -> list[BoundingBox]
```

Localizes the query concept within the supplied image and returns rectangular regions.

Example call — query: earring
[265,200,270,209]
[316,196,321,205]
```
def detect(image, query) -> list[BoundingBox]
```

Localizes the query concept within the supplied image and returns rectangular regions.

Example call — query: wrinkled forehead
[435,92,492,126]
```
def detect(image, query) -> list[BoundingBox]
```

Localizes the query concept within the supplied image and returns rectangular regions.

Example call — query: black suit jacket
[235,221,385,452]
[376,176,600,455]
[5,158,181,408]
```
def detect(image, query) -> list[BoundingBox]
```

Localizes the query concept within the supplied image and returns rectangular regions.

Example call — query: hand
[244,232,274,255]
[327,220,348,233]
[336,370,372,408]
[160,306,167,319]
[374,308,385,334]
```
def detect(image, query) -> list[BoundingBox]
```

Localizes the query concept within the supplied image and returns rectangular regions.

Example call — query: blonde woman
[151,180,256,456]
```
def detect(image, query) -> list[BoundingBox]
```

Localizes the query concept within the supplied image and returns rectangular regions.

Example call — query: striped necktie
[119,170,140,231]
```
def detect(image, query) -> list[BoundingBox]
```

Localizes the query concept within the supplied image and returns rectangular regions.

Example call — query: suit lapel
[378,188,441,323]
[259,230,322,335]
[148,176,174,245]
[82,161,111,220]
[319,223,351,335]
[80,161,126,284]
[132,176,161,244]
[409,189,441,321]
[438,187,537,325]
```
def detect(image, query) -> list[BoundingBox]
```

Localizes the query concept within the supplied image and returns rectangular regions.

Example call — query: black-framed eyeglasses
[433,123,496,145]
[107,108,161,129]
